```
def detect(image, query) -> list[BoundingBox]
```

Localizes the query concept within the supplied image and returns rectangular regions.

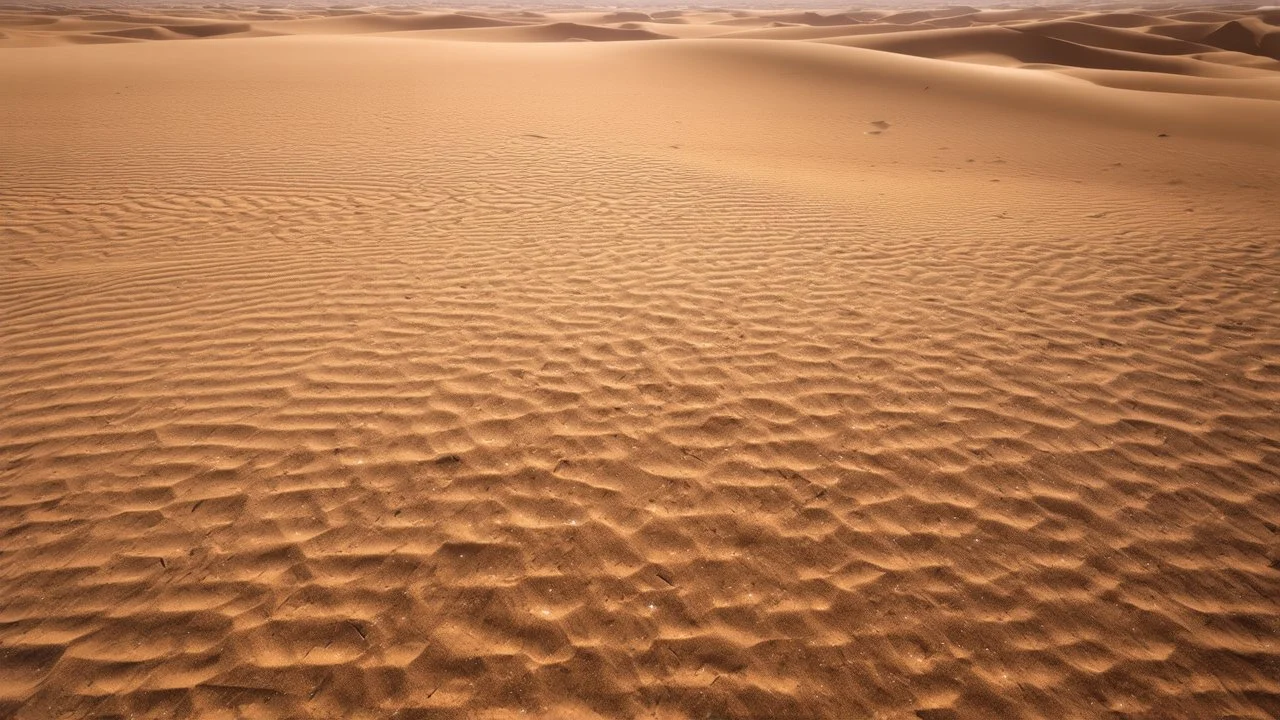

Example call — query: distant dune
[1,3,1278,720]
[2,3,1275,88]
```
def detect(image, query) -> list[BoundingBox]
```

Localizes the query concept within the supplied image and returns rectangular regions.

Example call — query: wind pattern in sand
[1,3,1279,718]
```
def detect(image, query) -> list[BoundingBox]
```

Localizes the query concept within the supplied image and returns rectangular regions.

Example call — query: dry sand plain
[1,2,1279,718]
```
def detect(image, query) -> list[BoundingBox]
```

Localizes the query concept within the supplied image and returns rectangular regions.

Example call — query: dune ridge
[1,4,1278,720]
[2,3,1278,96]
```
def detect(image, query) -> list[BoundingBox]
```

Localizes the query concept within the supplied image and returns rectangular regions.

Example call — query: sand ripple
[1,7,1278,719]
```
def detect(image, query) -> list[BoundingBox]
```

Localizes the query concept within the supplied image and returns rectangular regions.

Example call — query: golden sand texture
[1,4,1278,719]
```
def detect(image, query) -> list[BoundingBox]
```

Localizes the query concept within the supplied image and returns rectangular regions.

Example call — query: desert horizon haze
[1,1,1278,718]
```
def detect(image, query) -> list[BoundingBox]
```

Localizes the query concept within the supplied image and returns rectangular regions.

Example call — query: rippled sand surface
[2,4,1278,718]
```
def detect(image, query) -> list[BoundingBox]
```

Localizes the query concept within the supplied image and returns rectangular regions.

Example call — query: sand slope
[1,4,1279,720]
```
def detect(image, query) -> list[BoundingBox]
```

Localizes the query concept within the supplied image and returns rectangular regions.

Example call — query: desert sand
[1,1,1278,718]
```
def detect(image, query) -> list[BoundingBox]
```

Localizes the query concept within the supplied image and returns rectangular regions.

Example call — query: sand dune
[387,20,674,42]
[271,12,528,34]
[1058,65,1280,98]
[3,3,1277,81]
[1200,17,1280,58]
[1015,19,1220,55]
[719,23,922,40]
[1,3,1278,719]
[818,24,1280,77]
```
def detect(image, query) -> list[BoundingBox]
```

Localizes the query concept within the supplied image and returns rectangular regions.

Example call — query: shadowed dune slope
[407,21,675,42]
[817,24,1275,77]
[1014,19,1220,55]
[271,12,528,33]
